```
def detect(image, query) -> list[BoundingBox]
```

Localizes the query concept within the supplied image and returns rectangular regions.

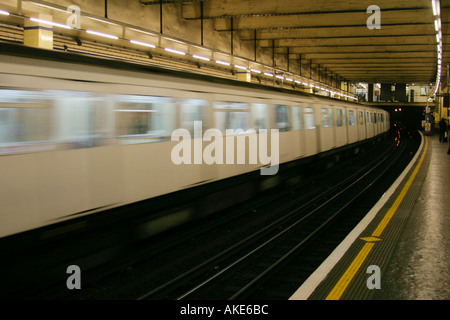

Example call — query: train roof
[0,41,382,110]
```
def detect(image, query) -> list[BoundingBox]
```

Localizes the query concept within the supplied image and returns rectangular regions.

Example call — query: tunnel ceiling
[174,0,447,86]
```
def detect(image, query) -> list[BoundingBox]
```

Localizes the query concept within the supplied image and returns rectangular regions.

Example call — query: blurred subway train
[0,42,390,240]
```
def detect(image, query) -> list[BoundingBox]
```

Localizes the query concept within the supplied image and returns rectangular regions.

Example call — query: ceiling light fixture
[234,65,247,70]
[216,60,230,66]
[193,55,210,61]
[164,48,186,55]
[30,17,71,29]
[432,0,437,15]
[130,40,156,48]
[86,30,119,40]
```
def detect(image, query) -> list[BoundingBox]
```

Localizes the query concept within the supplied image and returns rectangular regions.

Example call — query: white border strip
[289,131,425,300]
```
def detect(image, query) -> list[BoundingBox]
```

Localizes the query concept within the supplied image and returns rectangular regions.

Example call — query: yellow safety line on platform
[325,136,428,300]
[325,242,375,300]
[372,137,428,237]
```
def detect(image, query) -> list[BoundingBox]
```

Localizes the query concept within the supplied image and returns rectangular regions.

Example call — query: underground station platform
[290,132,450,300]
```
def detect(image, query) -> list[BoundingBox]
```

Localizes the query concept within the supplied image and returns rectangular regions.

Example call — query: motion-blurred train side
[0,43,389,238]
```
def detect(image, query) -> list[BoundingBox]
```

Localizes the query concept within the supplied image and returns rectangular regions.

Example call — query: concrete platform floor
[371,134,450,300]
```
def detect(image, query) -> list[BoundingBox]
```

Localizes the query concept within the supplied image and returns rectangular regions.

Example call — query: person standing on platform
[439,117,447,142]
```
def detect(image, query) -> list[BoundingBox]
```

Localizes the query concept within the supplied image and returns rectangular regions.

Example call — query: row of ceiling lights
[0,7,358,100]
[432,0,442,97]
[357,1,442,98]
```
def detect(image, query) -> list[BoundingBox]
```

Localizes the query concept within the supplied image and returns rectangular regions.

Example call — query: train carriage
[0,43,390,238]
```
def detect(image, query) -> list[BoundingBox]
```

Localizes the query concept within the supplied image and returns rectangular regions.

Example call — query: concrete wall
[2,0,337,88]
[46,0,273,66]
[407,85,434,103]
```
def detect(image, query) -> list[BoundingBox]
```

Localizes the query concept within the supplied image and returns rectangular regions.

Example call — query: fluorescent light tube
[234,65,247,70]
[216,60,230,66]
[165,48,185,55]
[193,55,210,61]
[86,30,119,39]
[130,40,156,48]
[30,17,71,29]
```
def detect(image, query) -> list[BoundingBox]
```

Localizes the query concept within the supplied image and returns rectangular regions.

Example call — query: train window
[51,90,107,148]
[215,112,249,133]
[381,113,384,123]
[115,95,175,144]
[335,110,340,127]
[275,105,289,132]
[214,102,248,110]
[292,106,302,130]
[366,111,370,124]
[336,109,347,127]
[304,107,315,129]
[251,103,268,130]
[180,99,209,133]
[321,108,331,128]
[336,109,342,127]
[214,102,250,132]
[0,89,53,155]
[348,110,355,126]
[0,89,107,154]
[358,111,364,125]
[328,108,334,127]
[370,113,374,123]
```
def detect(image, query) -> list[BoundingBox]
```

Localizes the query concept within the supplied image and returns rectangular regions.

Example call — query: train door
[177,91,218,185]
[335,107,348,148]
[271,99,300,163]
[319,105,335,152]
[212,94,255,179]
[291,104,305,159]
[357,109,366,141]
[303,105,317,156]
[368,111,374,137]
[347,108,358,143]
[374,111,379,135]
[383,111,390,132]
[377,112,382,134]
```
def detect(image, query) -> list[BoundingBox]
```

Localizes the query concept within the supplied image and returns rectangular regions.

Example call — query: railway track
[133,126,417,300]
[0,126,417,300]
[61,124,415,300]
